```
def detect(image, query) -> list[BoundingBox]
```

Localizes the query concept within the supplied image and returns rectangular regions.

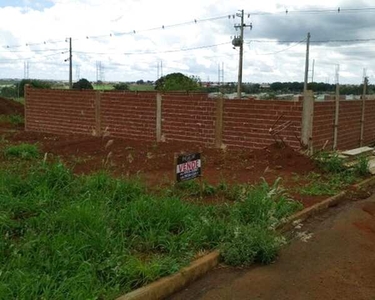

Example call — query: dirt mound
[0,97,24,115]
[253,142,316,173]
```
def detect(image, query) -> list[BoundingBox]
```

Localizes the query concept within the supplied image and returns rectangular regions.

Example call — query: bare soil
[0,97,24,115]
[1,125,325,206]
[169,191,375,300]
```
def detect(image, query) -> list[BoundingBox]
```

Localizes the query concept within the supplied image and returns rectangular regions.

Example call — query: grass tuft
[3,143,39,159]
[0,114,24,125]
[315,151,346,173]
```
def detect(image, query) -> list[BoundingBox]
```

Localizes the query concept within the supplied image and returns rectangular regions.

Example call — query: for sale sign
[176,153,201,182]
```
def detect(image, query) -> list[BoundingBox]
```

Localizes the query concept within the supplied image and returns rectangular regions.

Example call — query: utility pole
[218,63,220,85]
[24,61,29,79]
[222,62,224,85]
[311,59,315,83]
[233,10,252,98]
[360,69,368,147]
[75,64,80,81]
[303,32,311,92]
[333,64,340,150]
[69,37,72,89]
[218,62,224,86]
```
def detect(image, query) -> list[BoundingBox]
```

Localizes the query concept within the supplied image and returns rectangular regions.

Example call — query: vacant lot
[0,97,371,299]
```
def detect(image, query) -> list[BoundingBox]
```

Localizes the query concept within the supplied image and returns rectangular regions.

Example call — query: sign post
[175,152,203,198]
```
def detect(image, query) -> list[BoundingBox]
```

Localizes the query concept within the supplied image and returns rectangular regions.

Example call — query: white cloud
[0,0,374,84]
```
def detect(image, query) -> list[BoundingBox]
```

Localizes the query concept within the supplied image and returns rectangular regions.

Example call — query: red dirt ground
[0,97,24,115]
[0,97,329,207]
[1,126,324,207]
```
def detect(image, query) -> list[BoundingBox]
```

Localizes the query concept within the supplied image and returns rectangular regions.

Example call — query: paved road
[169,193,375,300]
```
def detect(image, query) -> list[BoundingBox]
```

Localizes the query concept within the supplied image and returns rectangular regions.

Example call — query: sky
[0,0,374,84]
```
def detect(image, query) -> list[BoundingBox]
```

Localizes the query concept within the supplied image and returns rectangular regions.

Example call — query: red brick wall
[25,88,97,135]
[312,99,375,150]
[25,88,375,151]
[223,100,302,150]
[337,101,362,150]
[312,101,335,150]
[363,100,375,146]
[162,94,216,145]
[100,92,156,141]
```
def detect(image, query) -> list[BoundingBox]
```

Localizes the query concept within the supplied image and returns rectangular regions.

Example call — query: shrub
[17,79,52,97]
[72,78,93,90]
[113,83,129,91]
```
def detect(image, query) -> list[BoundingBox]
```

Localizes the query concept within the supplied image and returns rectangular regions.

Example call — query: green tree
[155,73,200,92]
[0,86,18,98]
[72,78,93,90]
[17,79,52,97]
[113,82,129,91]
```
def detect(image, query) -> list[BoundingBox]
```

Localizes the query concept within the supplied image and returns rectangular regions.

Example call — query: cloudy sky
[0,0,374,84]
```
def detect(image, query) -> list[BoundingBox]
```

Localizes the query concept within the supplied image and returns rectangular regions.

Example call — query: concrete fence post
[333,84,340,150]
[215,96,224,148]
[94,91,102,136]
[360,77,367,147]
[301,90,314,153]
[156,93,162,142]
[24,84,30,131]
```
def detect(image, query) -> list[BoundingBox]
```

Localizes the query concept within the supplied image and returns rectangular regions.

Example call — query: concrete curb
[116,251,219,300]
[116,175,375,300]
[278,175,375,233]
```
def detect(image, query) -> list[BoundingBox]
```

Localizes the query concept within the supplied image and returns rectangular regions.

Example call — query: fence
[24,86,375,151]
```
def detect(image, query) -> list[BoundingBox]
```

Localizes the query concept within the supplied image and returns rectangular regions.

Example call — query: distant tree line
[0,79,52,98]
[201,81,374,95]
[1,77,374,99]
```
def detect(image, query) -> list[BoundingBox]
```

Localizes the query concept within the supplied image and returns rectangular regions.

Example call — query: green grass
[0,162,301,299]
[314,151,346,173]
[0,114,24,125]
[129,84,155,91]
[295,151,370,196]
[3,143,39,159]
[12,97,25,104]
[297,172,356,196]
[93,84,114,91]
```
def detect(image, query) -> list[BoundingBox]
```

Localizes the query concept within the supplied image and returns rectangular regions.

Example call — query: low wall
[25,87,375,151]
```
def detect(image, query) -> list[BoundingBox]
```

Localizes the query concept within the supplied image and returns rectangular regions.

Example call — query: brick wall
[363,100,375,146]
[337,101,362,150]
[100,92,156,141]
[25,88,97,135]
[312,99,375,150]
[162,94,216,145]
[313,101,335,150]
[223,100,302,149]
[25,87,375,151]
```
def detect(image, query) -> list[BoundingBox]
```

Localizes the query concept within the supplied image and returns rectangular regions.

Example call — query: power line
[3,6,375,50]
[74,42,231,56]
[0,51,68,62]
[250,38,307,55]
[245,7,375,16]
[311,38,375,43]
[248,38,375,43]
[0,48,67,53]
[1,14,230,49]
